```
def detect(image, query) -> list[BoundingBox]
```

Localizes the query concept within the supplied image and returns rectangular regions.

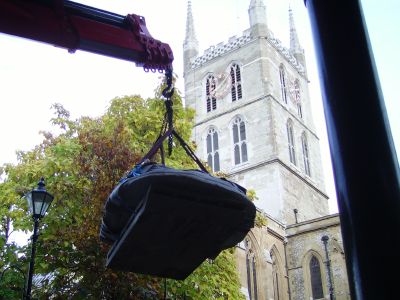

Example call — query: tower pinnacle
[288,6,306,72]
[248,0,269,37]
[183,1,199,75]
[289,6,302,54]
[183,1,198,51]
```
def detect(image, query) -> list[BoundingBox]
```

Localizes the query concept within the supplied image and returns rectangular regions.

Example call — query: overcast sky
[0,0,398,215]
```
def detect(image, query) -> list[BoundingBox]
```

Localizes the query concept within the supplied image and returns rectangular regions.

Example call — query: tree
[0,86,245,299]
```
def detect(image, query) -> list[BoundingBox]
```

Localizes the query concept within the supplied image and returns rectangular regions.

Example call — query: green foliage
[0,265,27,300]
[247,189,267,228]
[0,86,244,299]
[166,248,245,300]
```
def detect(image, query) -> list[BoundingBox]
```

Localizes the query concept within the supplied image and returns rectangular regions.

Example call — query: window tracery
[279,64,288,104]
[287,119,296,165]
[271,251,283,300]
[302,132,311,176]
[230,64,242,102]
[206,75,217,112]
[294,79,303,118]
[206,128,220,172]
[245,239,258,300]
[310,255,324,299]
[232,117,248,165]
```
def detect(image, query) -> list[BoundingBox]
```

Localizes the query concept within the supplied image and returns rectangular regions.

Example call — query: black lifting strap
[138,127,209,174]
[139,68,209,173]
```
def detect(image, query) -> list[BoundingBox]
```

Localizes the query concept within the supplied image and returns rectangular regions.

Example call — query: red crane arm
[0,0,173,71]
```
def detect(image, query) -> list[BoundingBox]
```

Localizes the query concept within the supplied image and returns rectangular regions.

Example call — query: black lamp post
[25,177,54,300]
[321,235,334,300]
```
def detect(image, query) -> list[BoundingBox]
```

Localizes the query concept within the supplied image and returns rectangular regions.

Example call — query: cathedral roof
[268,34,306,75]
[191,30,252,68]
[190,30,306,76]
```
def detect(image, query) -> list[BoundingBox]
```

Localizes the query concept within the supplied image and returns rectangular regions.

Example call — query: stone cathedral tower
[183,1,350,299]
[183,0,328,224]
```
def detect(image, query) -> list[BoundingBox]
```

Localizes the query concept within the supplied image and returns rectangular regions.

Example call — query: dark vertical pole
[26,218,39,300]
[163,278,167,300]
[304,0,400,299]
[283,241,292,300]
[321,236,334,300]
[293,209,298,224]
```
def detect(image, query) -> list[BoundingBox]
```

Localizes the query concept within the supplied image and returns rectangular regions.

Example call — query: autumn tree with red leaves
[0,88,245,299]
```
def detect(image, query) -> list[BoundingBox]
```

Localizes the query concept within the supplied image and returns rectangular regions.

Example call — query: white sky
[0,0,399,215]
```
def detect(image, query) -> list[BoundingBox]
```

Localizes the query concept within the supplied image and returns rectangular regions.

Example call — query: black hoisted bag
[100,130,256,280]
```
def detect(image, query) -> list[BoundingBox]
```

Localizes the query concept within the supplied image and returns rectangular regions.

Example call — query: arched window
[271,250,283,300]
[232,117,248,165]
[287,120,296,165]
[310,256,324,299]
[302,133,311,176]
[206,128,220,172]
[230,64,242,102]
[294,79,303,118]
[279,64,288,104]
[206,75,217,112]
[245,239,258,300]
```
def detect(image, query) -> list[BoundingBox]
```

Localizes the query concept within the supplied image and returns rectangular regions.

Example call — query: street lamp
[25,177,54,300]
[321,235,335,300]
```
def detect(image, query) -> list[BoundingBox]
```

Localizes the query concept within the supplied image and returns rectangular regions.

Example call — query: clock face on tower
[287,76,301,104]
[209,70,231,100]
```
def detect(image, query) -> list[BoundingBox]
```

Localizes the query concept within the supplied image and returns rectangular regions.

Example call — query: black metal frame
[304,0,400,299]
[25,218,40,300]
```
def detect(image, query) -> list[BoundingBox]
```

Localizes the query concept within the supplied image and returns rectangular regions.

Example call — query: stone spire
[183,0,198,51]
[248,0,269,37]
[183,1,198,75]
[289,6,302,54]
[288,6,306,71]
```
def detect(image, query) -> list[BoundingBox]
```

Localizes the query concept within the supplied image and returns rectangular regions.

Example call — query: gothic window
[279,64,288,104]
[294,79,303,118]
[310,256,324,299]
[206,75,217,112]
[302,132,311,176]
[245,239,258,300]
[271,251,282,300]
[206,128,220,172]
[231,64,243,102]
[287,119,296,165]
[232,117,248,165]
[297,103,303,119]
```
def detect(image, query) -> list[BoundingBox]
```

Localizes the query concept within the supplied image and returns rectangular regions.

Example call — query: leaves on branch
[0,84,245,299]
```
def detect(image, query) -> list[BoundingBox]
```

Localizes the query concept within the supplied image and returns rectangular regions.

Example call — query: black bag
[100,130,256,279]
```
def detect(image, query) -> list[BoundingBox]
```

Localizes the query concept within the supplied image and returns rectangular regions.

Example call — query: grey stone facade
[183,1,350,299]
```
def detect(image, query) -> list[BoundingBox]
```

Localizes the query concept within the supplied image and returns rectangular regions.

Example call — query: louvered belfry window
[206,75,217,112]
[295,79,303,118]
[279,64,288,104]
[231,64,242,102]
